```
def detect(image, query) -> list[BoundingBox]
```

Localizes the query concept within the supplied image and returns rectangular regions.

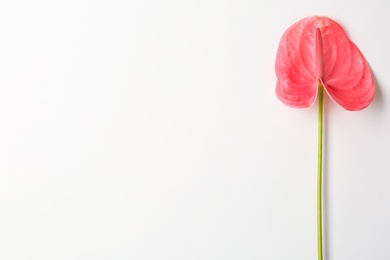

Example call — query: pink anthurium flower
[275,16,375,260]
[275,16,375,110]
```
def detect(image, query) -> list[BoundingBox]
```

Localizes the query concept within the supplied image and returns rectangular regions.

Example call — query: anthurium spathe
[275,16,375,110]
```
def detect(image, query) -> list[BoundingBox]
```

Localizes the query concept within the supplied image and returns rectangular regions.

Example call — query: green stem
[317,83,324,260]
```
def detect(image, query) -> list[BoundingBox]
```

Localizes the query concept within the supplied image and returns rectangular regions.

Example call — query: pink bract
[275,16,375,110]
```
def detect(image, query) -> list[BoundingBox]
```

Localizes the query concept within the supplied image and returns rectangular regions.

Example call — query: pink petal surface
[275,16,375,110]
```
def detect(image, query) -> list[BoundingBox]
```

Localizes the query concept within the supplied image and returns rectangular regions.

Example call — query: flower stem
[317,83,324,260]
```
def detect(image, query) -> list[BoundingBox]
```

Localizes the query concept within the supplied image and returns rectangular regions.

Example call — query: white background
[0,0,389,259]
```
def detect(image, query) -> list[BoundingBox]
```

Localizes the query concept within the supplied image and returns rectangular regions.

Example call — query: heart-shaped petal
[275,16,375,110]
